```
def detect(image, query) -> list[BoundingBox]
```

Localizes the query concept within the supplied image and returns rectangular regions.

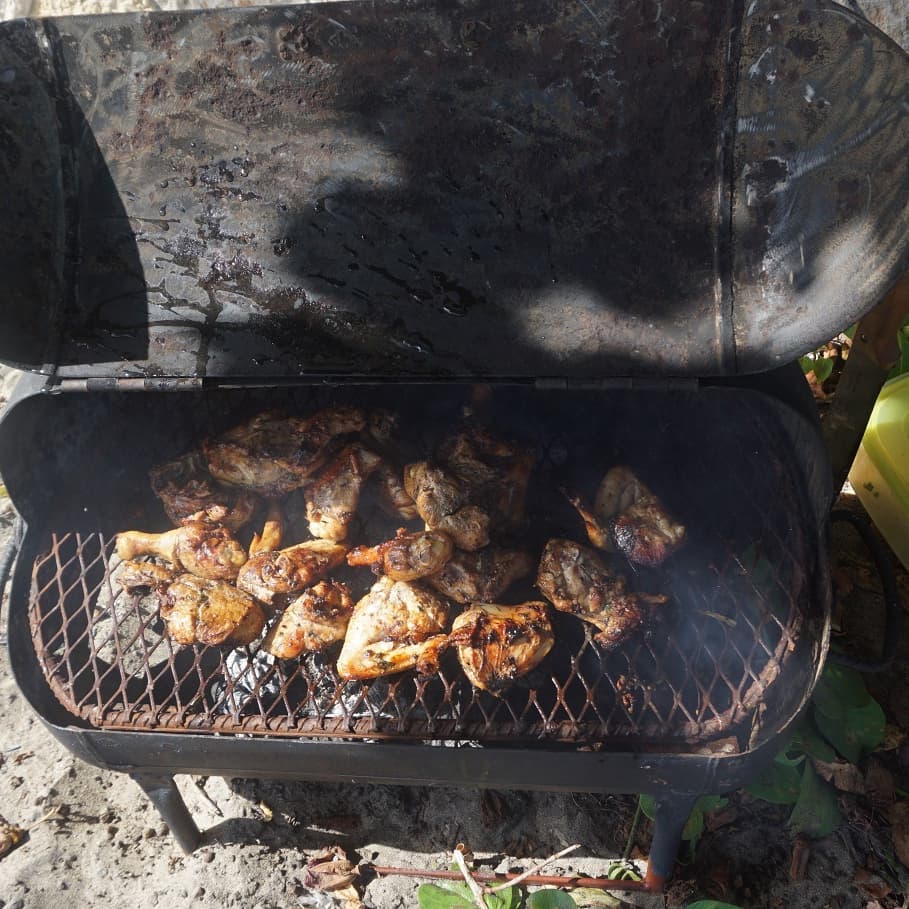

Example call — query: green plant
[745,662,885,837]
[417,881,521,909]
[637,795,728,853]
[887,314,909,379]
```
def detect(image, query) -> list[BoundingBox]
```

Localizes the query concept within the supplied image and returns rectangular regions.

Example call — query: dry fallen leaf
[304,846,360,893]
[853,868,891,900]
[864,758,895,806]
[0,816,26,860]
[814,759,865,794]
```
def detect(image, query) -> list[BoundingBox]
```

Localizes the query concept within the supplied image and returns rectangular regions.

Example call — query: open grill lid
[0,0,907,380]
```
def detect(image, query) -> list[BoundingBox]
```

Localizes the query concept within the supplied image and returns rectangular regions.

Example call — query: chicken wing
[249,500,285,555]
[347,529,453,581]
[426,547,534,604]
[262,580,354,658]
[336,577,449,680]
[116,521,247,581]
[117,559,176,590]
[203,407,367,496]
[450,602,554,693]
[159,574,266,646]
[536,539,666,648]
[236,539,348,606]
[595,467,686,566]
[304,444,383,541]
[150,451,258,530]
[403,462,491,551]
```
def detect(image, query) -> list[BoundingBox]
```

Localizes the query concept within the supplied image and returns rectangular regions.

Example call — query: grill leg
[131,773,201,854]
[643,794,698,892]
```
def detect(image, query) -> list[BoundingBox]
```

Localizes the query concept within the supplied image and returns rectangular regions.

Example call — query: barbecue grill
[1,0,908,890]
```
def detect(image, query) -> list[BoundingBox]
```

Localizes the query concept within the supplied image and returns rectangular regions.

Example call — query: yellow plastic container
[849,372,909,571]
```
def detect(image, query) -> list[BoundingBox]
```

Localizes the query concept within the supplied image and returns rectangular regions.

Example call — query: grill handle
[828,509,901,673]
[0,516,24,624]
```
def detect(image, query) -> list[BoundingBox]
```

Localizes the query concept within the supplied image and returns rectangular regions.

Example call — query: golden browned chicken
[426,546,534,604]
[450,602,554,693]
[117,562,265,646]
[160,575,266,646]
[568,467,686,566]
[249,500,285,555]
[336,577,449,680]
[262,580,354,658]
[536,539,667,648]
[347,528,453,581]
[305,444,383,541]
[150,451,258,530]
[403,462,491,551]
[372,463,419,521]
[236,539,348,606]
[116,521,247,581]
[440,428,535,527]
[203,407,367,496]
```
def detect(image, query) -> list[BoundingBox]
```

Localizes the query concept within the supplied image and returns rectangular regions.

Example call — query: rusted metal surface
[23,386,824,752]
[0,1,905,379]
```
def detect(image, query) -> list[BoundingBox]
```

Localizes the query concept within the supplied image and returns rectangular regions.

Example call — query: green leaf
[811,357,834,383]
[814,699,886,764]
[638,795,726,845]
[486,887,521,909]
[746,754,803,804]
[685,902,745,909]
[812,664,871,719]
[569,889,622,908]
[638,795,655,821]
[789,715,837,763]
[528,890,578,909]
[418,883,475,909]
[788,762,842,838]
[685,902,744,909]
[798,355,816,375]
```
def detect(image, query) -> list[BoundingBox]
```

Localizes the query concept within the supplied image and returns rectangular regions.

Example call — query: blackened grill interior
[23,385,824,752]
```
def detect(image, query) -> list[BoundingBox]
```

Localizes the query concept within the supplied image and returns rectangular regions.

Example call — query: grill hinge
[50,376,204,393]
[534,377,700,391]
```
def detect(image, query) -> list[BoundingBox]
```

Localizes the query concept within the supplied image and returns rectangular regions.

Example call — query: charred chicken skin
[403,462,491,551]
[450,602,554,693]
[536,539,667,648]
[336,577,449,680]
[262,580,354,658]
[117,562,265,646]
[150,451,258,531]
[116,521,247,581]
[236,540,348,606]
[202,407,367,497]
[567,467,686,566]
[426,546,534,604]
[347,528,454,581]
[305,443,383,541]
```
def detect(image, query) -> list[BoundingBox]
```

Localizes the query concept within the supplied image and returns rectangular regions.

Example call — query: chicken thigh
[426,546,533,604]
[450,602,554,693]
[336,577,449,680]
[536,539,666,648]
[262,580,354,658]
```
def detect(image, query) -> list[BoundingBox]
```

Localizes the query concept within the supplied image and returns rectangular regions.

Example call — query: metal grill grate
[25,387,819,751]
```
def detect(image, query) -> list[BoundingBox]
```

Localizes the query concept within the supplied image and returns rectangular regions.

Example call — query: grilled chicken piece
[249,500,285,555]
[159,574,266,646]
[595,467,686,566]
[347,528,454,581]
[337,577,449,680]
[116,522,247,581]
[203,407,367,496]
[150,451,258,531]
[305,444,383,541]
[441,428,535,527]
[427,547,534,605]
[536,539,667,648]
[373,463,419,521]
[117,559,176,590]
[403,462,491,551]
[450,602,554,693]
[236,540,348,606]
[262,580,354,658]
